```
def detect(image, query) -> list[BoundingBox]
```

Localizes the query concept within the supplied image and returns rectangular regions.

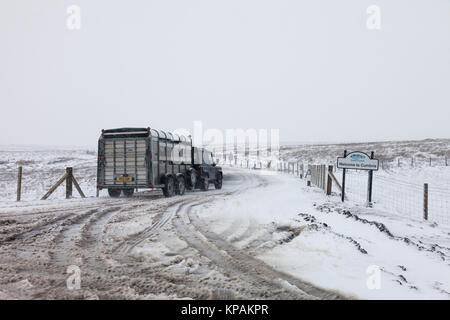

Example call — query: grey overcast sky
[1,0,450,147]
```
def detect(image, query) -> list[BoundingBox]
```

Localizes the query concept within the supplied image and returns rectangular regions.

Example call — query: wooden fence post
[313,165,316,186]
[320,165,324,189]
[319,165,322,188]
[317,164,323,189]
[41,173,69,200]
[318,165,321,187]
[423,183,428,221]
[327,165,333,195]
[72,175,86,198]
[66,167,73,199]
[17,166,22,201]
[315,165,318,187]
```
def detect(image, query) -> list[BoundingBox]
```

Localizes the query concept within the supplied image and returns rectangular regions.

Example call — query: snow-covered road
[0,167,449,299]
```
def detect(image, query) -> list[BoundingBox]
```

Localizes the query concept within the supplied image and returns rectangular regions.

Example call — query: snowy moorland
[0,140,449,300]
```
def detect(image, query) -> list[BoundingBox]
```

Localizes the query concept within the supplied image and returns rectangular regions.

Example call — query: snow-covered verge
[196,169,450,299]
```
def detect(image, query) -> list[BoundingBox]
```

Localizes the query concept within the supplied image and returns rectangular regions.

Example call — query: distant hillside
[280,138,450,167]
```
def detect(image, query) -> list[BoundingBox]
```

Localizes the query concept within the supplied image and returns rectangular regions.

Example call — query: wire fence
[329,169,450,225]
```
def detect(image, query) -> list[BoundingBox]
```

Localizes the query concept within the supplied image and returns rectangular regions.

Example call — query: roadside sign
[338,150,378,206]
[337,151,379,171]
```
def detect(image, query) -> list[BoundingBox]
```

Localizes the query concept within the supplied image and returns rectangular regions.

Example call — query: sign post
[341,150,347,202]
[367,151,375,206]
[337,151,379,205]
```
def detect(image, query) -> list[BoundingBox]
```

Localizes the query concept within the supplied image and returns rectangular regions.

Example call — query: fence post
[322,165,326,190]
[318,165,321,188]
[317,165,320,186]
[327,165,333,195]
[423,183,428,221]
[66,167,73,199]
[317,165,320,187]
[17,166,22,201]
[446,156,448,166]
[317,165,320,188]
[320,165,323,189]
[429,158,432,166]
[315,165,318,187]
[318,165,321,187]
[320,165,323,188]
[313,166,316,186]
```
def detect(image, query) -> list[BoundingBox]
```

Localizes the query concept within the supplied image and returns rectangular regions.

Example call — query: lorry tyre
[214,174,222,190]
[200,178,209,191]
[163,176,175,197]
[123,188,134,198]
[108,188,121,198]
[176,176,186,195]
[187,170,196,190]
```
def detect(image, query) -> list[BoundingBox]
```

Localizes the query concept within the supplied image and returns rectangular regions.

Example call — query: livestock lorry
[96,127,223,198]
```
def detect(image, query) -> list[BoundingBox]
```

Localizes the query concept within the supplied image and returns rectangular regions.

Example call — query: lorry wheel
[214,175,222,190]
[108,188,121,198]
[200,178,209,191]
[176,177,186,195]
[163,176,175,197]
[187,170,196,190]
[122,188,134,198]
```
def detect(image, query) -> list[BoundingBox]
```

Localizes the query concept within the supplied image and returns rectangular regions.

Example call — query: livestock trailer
[97,127,195,197]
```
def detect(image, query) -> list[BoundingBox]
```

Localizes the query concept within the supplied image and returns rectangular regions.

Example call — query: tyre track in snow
[168,171,345,300]
[107,172,287,299]
[0,201,128,244]
[0,199,124,218]
[114,198,188,257]
[0,169,344,299]
[49,205,125,266]
[111,174,256,258]
[172,199,344,299]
